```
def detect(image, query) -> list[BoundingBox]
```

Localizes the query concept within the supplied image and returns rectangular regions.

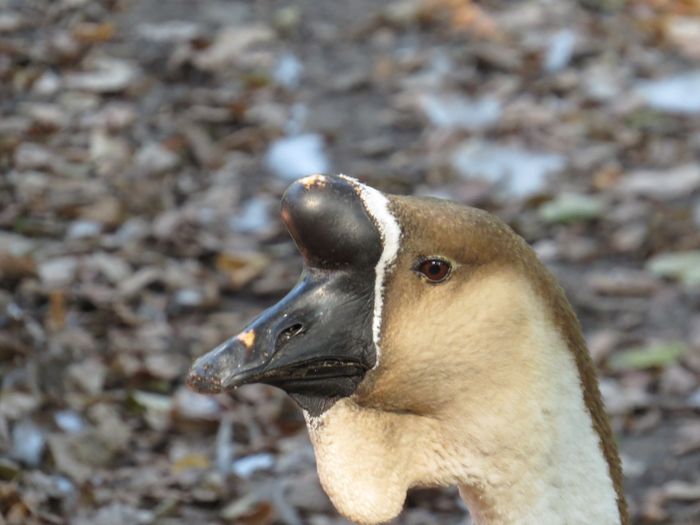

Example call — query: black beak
[187,272,373,399]
[187,175,384,414]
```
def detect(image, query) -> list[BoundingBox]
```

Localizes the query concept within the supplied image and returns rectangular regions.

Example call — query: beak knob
[281,175,381,269]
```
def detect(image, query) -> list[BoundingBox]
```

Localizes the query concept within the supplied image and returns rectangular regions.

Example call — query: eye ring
[415,257,452,283]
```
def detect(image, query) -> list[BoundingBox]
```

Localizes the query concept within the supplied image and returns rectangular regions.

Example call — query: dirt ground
[1,0,700,523]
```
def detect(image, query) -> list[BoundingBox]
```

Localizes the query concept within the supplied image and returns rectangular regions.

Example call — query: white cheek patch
[339,175,401,367]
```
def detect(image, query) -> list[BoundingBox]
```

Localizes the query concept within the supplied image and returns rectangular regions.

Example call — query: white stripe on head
[339,175,401,367]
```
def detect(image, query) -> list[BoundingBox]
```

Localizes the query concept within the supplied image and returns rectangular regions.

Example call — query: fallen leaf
[646,251,700,286]
[539,193,606,223]
[617,165,700,200]
[193,24,276,71]
[46,290,66,332]
[71,22,116,44]
[608,342,689,371]
[216,252,269,290]
[64,58,140,93]
[171,453,210,474]
[664,480,700,501]
[0,252,35,284]
[220,492,275,524]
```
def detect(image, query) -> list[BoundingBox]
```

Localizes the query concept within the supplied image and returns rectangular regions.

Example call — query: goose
[187,174,628,525]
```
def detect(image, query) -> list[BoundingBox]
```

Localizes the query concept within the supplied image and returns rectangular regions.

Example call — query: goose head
[188,174,627,525]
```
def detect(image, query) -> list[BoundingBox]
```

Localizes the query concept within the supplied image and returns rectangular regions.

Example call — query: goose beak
[186,272,373,399]
[187,174,383,413]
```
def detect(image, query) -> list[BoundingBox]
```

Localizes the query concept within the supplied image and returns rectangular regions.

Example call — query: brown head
[188,175,627,525]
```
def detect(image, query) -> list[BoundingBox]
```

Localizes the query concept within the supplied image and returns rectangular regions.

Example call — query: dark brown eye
[417,258,451,283]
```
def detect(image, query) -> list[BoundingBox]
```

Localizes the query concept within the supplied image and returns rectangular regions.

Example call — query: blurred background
[1,0,699,523]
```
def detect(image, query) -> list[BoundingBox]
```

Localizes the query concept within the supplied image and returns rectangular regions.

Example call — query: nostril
[277,323,304,347]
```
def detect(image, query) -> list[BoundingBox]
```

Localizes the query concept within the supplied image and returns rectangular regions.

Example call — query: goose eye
[417,258,451,283]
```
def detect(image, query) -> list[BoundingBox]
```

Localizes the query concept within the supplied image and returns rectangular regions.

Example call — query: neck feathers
[524,256,628,524]
[454,310,623,524]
